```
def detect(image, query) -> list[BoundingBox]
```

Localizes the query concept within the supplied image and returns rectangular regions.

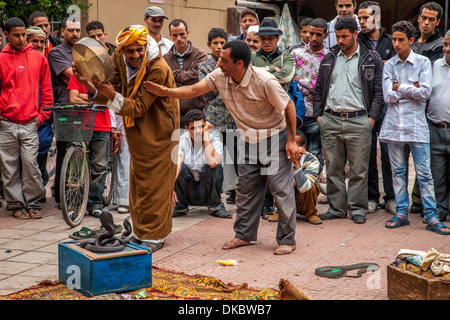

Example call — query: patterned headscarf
[26,27,46,52]
[116,25,149,127]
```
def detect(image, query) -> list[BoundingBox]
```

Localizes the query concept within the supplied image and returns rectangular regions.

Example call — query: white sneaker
[118,206,129,213]
[385,200,397,215]
[368,201,378,213]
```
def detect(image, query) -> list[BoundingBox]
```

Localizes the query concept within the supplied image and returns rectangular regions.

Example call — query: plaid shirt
[291,44,327,117]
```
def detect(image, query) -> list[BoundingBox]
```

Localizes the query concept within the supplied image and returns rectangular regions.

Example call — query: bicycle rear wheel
[60,145,89,227]
[102,153,116,206]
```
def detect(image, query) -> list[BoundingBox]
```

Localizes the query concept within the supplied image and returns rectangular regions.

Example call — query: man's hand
[392,82,400,91]
[143,81,169,97]
[286,139,300,163]
[173,191,178,208]
[413,82,419,88]
[92,77,116,101]
[316,116,321,123]
[369,117,375,127]
[203,121,214,141]
[0,115,7,121]
[29,117,42,129]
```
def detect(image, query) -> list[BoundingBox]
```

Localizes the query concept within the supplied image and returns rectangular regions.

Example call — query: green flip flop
[69,227,103,240]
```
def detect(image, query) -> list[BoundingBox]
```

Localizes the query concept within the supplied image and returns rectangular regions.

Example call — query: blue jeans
[174,164,223,212]
[387,142,439,225]
[300,117,324,174]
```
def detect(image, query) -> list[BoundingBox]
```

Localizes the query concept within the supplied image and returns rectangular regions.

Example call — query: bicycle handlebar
[42,103,107,113]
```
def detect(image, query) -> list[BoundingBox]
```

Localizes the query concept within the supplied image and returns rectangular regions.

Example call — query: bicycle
[43,103,107,227]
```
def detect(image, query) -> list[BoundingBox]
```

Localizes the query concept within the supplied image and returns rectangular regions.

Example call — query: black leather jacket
[313,43,385,122]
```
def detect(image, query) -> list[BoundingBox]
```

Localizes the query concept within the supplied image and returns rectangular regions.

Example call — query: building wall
[85,0,238,51]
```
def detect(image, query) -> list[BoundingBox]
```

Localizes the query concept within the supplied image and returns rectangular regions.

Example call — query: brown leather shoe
[306,215,322,225]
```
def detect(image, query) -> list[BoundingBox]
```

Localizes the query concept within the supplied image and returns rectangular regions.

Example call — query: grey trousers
[318,112,372,217]
[233,130,296,246]
[0,121,45,211]
[429,122,450,221]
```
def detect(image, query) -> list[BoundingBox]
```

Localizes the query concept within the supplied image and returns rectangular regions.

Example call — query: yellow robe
[102,49,180,240]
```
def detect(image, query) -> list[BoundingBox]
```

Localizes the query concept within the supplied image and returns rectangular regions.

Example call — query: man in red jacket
[0,18,53,220]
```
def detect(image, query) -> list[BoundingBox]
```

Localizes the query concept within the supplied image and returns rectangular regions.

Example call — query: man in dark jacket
[163,19,207,127]
[313,17,384,224]
[86,20,117,56]
[357,1,396,215]
[412,2,444,64]
[29,11,62,57]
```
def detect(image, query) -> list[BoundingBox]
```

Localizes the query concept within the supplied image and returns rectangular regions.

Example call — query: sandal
[385,215,410,229]
[27,208,42,219]
[69,227,100,240]
[426,222,450,235]
[12,208,30,220]
[318,195,328,204]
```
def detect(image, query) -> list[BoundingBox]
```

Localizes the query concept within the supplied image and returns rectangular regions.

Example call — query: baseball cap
[240,8,259,21]
[145,6,168,19]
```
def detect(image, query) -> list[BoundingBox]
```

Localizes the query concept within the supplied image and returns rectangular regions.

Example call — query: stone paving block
[6,251,58,265]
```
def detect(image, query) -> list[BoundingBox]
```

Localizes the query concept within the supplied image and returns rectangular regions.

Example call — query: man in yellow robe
[76,25,180,252]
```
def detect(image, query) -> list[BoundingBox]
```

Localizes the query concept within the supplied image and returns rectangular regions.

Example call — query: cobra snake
[80,208,132,253]
[315,263,380,278]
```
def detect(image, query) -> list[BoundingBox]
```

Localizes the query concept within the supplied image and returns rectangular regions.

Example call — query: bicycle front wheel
[60,145,89,227]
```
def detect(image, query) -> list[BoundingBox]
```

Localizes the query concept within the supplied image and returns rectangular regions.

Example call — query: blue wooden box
[58,240,152,297]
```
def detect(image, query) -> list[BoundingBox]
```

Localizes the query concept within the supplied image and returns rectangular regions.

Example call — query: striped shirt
[291,43,328,117]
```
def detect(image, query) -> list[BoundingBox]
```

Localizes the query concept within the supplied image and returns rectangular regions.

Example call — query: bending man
[145,40,300,255]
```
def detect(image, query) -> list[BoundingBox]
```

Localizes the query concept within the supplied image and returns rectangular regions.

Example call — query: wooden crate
[387,264,450,300]
[58,240,152,297]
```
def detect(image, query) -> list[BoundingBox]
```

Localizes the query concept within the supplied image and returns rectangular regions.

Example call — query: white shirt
[178,130,223,181]
[379,50,432,143]
[157,36,174,55]
[428,57,450,123]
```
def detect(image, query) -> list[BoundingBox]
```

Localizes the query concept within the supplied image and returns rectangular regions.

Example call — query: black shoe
[261,206,274,220]
[210,208,232,218]
[172,208,188,217]
[352,214,366,224]
[319,212,345,220]
[410,202,423,214]
[226,190,236,204]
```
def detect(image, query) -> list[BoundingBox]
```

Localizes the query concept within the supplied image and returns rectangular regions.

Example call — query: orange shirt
[44,40,53,57]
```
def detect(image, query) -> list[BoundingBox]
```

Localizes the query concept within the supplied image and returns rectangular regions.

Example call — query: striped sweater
[293,151,320,193]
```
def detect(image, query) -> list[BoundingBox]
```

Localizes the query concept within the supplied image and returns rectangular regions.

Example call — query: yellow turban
[116,25,149,49]
[116,25,149,127]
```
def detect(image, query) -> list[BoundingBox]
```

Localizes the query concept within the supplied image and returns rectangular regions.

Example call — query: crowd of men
[0,0,449,255]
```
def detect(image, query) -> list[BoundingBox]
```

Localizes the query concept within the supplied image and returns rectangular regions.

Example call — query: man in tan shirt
[144,40,300,255]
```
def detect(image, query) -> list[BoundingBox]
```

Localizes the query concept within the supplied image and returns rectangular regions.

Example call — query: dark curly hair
[184,109,205,125]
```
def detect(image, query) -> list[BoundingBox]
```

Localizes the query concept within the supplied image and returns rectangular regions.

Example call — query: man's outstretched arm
[143,78,211,99]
